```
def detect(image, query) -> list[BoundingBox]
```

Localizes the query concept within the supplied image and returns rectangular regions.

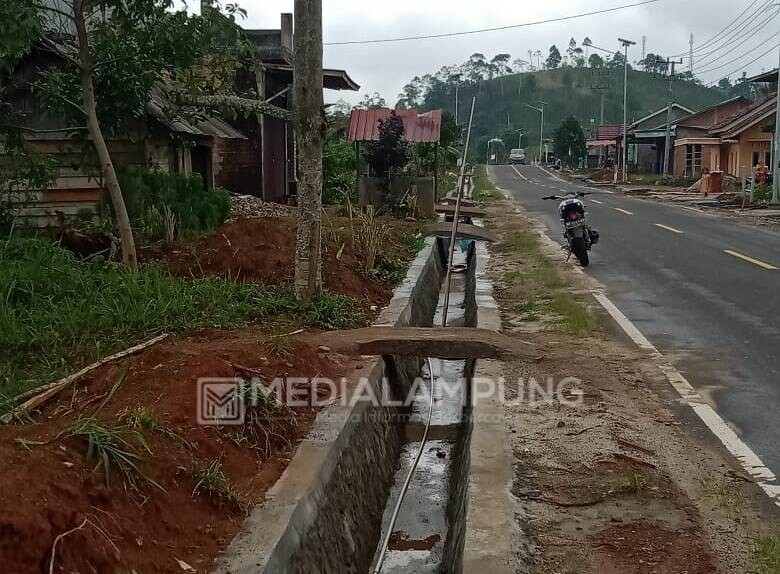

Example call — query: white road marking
[590,199,604,205]
[614,208,633,215]
[503,185,780,508]
[655,223,683,234]
[592,291,780,504]
[724,249,778,270]
[510,165,530,182]
[598,188,616,194]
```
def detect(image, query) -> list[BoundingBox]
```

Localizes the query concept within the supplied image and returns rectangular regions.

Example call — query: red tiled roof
[347,109,442,143]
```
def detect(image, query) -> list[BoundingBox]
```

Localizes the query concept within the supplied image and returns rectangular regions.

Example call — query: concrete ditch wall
[213,237,447,574]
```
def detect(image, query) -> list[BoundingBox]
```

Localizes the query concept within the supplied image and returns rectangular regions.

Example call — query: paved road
[490,164,780,474]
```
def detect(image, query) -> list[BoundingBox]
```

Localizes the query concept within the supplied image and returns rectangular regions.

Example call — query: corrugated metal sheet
[147,92,247,140]
[347,109,442,143]
[594,125,624,140]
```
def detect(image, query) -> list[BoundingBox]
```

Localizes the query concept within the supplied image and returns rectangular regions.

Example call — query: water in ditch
[370,245,471,574]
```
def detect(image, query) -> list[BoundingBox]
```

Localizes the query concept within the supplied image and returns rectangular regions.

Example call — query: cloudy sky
[235,0,779,104]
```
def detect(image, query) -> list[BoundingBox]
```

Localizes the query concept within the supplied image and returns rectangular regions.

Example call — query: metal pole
[772,41,780,204]
[539,104,544,166]
[662,60,680,176]
[619,38,636,183]
[455,83,459,125]
[441,97,476,328]
[599,91,605,167]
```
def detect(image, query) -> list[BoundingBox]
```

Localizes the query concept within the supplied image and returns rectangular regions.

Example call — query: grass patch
[191,458,242,507]
[495,227,599,335]
[0,238,363,407]
[64,415,161,490]
[550,292,599,336]
[473,165,500,201]
[755,533,780,574]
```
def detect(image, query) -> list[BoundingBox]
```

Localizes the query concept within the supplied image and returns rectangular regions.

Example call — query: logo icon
[197,378,244,425]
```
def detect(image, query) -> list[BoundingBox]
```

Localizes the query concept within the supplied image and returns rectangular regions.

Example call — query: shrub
[323,139,356,204]
[114,168,231,242]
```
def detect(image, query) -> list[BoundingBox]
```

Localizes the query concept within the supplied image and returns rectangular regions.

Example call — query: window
[685,144,702,175]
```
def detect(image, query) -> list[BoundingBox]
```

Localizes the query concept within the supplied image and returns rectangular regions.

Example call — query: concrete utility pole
[619,37,636,183]
[526,102,546,165]
[689,34,695,73]
[772,40,780,204]
[661,58,684,176]
[293,0,324,301]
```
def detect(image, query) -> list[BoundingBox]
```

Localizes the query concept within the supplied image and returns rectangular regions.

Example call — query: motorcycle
[542,192,599,267]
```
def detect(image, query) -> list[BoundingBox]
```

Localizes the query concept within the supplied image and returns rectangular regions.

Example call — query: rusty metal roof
[347,109,442,143]
[593,125,624,140]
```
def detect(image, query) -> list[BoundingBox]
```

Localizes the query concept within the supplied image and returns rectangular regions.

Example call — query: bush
[114,168,231,242]
[753,183,772,204]
[323,139,356,204]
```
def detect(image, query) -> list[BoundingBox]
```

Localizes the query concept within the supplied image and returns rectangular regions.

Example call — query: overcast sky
[236,0,779,104]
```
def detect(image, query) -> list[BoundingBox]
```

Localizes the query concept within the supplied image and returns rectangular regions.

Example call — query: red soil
[141,216,397,309]
[1,215,417,573]
[0,329,353,574]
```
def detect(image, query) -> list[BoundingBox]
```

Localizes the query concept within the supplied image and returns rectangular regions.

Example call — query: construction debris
[229,194,293,221]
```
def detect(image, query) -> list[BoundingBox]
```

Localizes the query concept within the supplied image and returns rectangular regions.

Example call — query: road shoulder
[480,192,780,573]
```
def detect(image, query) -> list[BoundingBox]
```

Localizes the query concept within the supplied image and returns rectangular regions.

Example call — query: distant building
[671,71,777,178]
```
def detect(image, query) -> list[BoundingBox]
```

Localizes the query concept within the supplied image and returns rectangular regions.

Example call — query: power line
[691,2,776,67]
[695,30,780,75]
[324,0,661,46]
[669,0,763,57]
[704,42,779,85]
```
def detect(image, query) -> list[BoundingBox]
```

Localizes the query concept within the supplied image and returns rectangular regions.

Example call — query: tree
[1,0,250,267]
[546,45,562,69]
[566,38,584,68]
[465,52,488,83]
[357,92,387,109]
[363,111,408,179]
[553,117,587,168]
[588,53,604,68]
[640,53,668,74]
[293,0,324,302]
[607,51,628,69]
[491,53,512,76]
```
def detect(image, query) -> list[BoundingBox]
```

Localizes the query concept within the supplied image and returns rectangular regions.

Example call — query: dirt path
[482,198,780,574]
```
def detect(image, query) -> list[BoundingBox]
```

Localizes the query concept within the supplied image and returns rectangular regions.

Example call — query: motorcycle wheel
[571,237,589,267]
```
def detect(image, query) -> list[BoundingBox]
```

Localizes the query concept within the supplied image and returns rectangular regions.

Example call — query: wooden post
[293,0,324,301]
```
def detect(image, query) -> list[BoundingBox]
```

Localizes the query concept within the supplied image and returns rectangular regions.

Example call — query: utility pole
[772,40,780,204]
[293,0,324,301]
[660,58,684,176]
[641,35,647,61]
[619,37,636,183]
[589,65,610,167]
[526,101,546,165]
[689,34,695,73]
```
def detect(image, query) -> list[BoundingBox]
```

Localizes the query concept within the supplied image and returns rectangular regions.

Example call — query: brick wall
[212,137,262,196]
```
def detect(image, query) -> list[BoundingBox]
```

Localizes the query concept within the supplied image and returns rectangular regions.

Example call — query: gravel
[229,194,293,221]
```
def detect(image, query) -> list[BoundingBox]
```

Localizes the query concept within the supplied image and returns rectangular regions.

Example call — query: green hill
[411,67,724,161]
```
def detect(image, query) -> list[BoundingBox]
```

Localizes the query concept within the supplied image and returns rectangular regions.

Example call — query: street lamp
[618,37,636,183]
[514,129,526,149]
[525,101,547,165]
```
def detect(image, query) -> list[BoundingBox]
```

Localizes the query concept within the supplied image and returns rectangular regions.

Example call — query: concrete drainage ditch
[214,231,513,574]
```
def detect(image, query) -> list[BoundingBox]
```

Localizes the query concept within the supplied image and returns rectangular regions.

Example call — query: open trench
[368,244,475,574]
[214,196,493,574]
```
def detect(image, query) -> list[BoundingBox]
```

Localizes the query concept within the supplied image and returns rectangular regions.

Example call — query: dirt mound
[0,328,356,574]
[141,216,398,309]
